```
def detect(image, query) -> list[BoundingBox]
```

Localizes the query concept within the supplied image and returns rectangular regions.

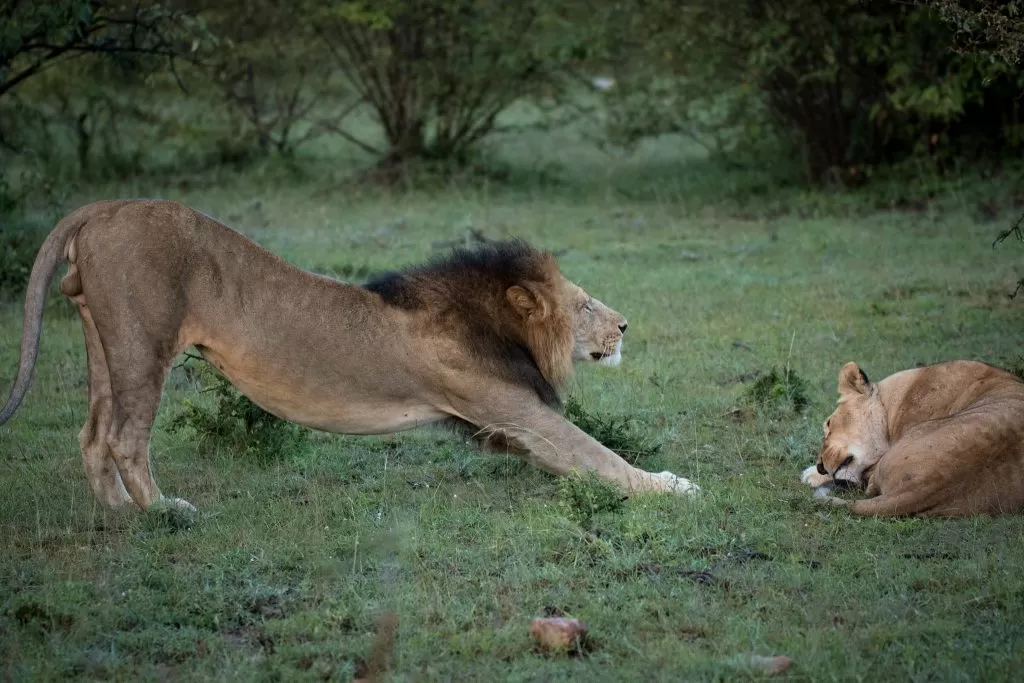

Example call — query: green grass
[1,131,1023,681]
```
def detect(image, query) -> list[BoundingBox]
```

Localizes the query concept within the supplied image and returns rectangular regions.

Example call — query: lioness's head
[815,362,889,487]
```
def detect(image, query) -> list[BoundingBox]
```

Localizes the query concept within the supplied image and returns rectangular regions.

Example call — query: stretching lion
[802,360,1024,517]
[0,200,697,511]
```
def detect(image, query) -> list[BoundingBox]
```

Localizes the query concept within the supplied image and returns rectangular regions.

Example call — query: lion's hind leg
[76,304,132,508]
[94,321,194,513]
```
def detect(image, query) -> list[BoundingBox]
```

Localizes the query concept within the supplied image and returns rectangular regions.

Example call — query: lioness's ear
[838,362,871,396]
[506,285,548,320]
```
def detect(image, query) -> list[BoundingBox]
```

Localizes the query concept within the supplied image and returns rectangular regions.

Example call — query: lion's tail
[0,203,111,426]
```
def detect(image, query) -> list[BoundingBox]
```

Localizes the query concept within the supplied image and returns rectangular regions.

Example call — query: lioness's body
[2,200,694,511]
[803,360,1024,517]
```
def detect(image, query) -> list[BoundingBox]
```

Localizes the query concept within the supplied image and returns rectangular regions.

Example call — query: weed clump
[168,361,307,464]
[563,397,661,463]
[1006,356,1024,381]
[557,470,625,526]
[743,367,809,414]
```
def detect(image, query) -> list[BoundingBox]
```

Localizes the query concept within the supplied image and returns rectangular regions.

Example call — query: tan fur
[0,200,697,511]
[801,360,1024,517]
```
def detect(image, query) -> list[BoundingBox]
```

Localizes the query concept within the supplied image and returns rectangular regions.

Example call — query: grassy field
[1,133,1023,681]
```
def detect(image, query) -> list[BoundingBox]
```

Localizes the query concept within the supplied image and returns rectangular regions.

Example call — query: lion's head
[365,240,628,407]
[507,279,627,373]
[569,283,627,367]
[815,362,890,487]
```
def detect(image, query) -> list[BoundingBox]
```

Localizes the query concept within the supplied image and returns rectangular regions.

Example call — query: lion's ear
[838,362,871,396]
[506,285,549,320]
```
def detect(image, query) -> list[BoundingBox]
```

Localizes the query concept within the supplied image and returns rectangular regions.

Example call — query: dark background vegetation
[2,1,1023,198]
[5,0,1020,294]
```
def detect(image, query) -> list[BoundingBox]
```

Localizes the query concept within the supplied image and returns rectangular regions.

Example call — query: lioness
[802,360,1024,517]
[1,200,697,511]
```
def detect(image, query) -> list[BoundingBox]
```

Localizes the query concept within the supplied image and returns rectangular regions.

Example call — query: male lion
[801,360,1024,517]
[0,200,697,511]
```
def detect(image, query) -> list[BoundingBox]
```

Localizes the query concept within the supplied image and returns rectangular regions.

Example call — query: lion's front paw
[651,471,700,495]
[801,465,831,488]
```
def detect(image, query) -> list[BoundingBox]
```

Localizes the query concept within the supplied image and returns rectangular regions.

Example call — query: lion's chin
[579,341,623,366]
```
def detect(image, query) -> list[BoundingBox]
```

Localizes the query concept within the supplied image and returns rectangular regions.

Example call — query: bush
[0,225,44,297]
[0,179,50,298]
[563,396,661,464]
[168,362,307,465]
[310,0,580,173]
[197,0,341,159]
[743,367,810,415]
[594,0,1024,184]
[557,469,625,526]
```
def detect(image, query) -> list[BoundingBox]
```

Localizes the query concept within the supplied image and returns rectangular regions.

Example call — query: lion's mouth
[590,352,607,361]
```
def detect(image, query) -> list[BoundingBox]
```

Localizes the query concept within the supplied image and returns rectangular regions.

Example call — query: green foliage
[563,396,661,463]
[744,367,810,415]
[0,222,43,298]
[930,0,1024,64]
[594,0,1024,184]
[168,361,307,465]
[197,0,340,159]
[0,2,211,182]
[0,1,203,102]
[556,469,625,525]
[310,0,579,171]
[0,180,49,297]
[1007,357,1024,381]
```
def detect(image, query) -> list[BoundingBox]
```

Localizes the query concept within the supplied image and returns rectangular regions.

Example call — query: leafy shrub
[557,469,625,526]
[0,192,49,297]
[1008,358,1024,382]
[563,396,661,463]
[593,0,1024,184]
[0,229,39,296]
[743,367,810,414]
[168,362,307,464]
[310,0,581,173]
[199,0,339,159]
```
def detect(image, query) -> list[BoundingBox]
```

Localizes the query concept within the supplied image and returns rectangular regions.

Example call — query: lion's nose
[816,462,828,475]
[618,322,628,333]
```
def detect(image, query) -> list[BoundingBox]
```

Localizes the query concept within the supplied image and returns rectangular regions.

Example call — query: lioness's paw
[801,465,831,487]
[812,485,848,506]
[652,471,700,495]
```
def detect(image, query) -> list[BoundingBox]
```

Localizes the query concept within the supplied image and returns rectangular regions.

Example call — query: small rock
[530,617,588,653]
